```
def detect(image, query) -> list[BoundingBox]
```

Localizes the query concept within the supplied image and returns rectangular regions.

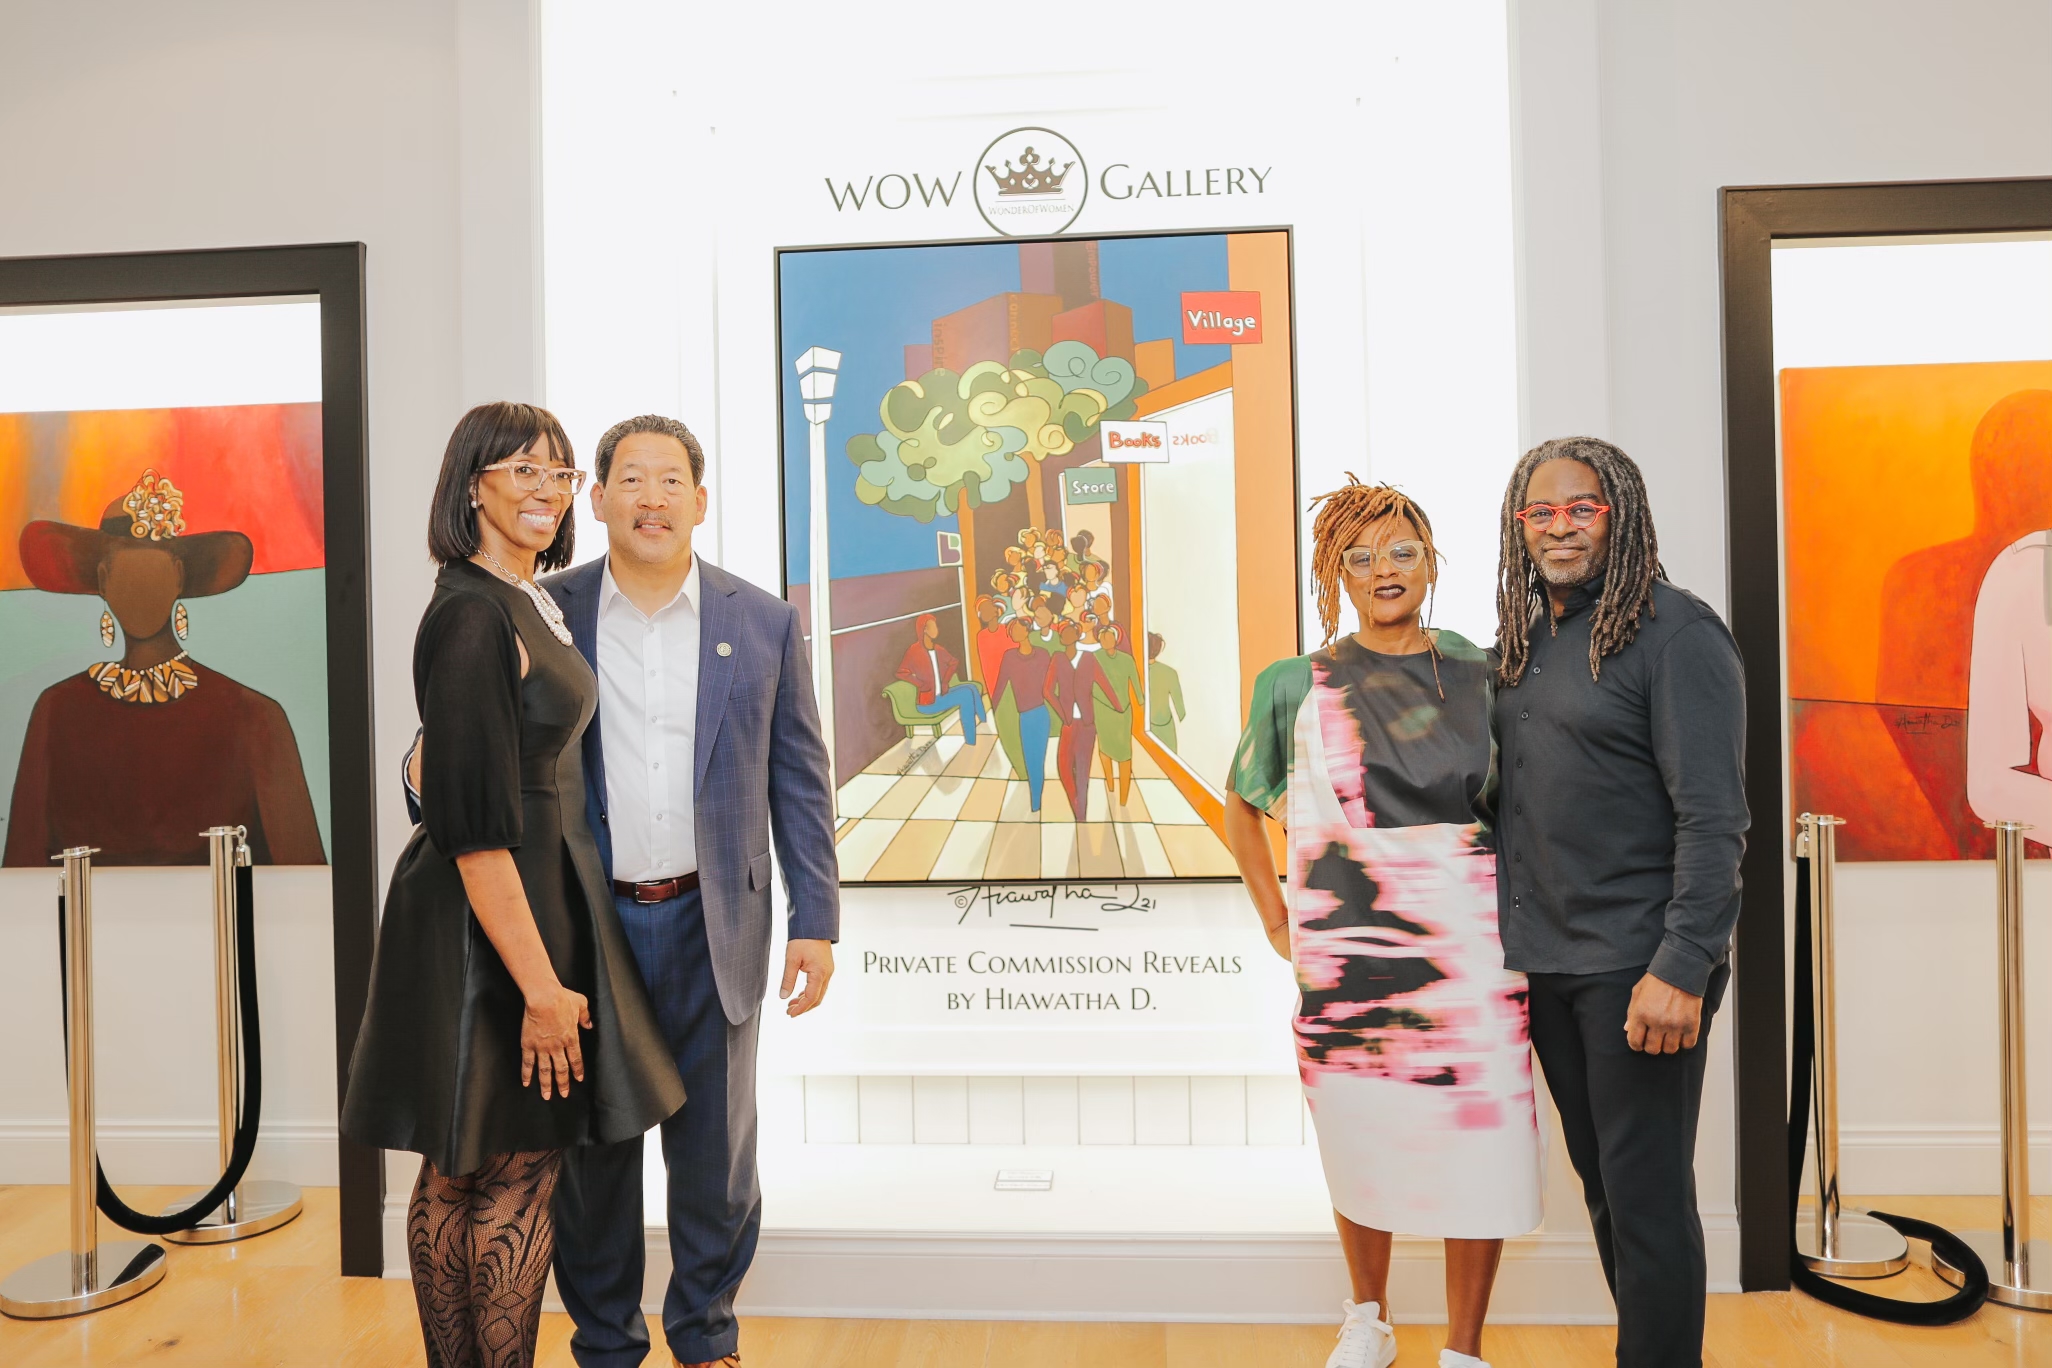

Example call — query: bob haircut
[427,402,577,571]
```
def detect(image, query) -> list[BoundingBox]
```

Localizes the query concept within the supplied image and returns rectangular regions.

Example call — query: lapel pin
[716,642,733,657]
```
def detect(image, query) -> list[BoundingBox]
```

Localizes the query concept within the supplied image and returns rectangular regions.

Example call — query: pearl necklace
[477,550,575,647]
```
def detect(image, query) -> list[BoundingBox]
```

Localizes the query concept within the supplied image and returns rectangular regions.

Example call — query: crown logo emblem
[973,128,1087,236]
[984,146,1072,197]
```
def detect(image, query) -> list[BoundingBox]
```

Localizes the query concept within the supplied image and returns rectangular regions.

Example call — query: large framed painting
[0,245,378,1274]
[1,401,329,865]
[1721,177,2052,1291]
[1783,362,2052,861]
[777,228,1300,885]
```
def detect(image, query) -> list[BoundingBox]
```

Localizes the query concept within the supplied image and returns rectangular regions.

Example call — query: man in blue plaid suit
[542,414,838,1368]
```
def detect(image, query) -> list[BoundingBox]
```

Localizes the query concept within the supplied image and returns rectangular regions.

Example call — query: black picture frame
[770,225,1304,887]
[0,243,381,1276]
[1719,177,2052,1290]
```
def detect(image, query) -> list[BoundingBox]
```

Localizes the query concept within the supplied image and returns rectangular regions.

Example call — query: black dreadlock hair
[1495,436,1666,686]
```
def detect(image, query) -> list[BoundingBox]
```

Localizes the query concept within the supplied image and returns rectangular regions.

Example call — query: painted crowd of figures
[894,524,1185,821]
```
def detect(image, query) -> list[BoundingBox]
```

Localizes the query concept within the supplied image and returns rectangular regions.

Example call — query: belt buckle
[634,879,674,905]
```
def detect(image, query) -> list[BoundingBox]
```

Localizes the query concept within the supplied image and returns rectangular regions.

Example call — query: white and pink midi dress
[1231,633,1542,1238]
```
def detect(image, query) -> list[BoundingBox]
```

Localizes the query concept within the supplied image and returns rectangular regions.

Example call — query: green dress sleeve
[1229,656,1314,819]
[1433,630,1499,832]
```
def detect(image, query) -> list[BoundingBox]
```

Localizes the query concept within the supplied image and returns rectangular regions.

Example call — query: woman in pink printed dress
[1225,479,1541,1368]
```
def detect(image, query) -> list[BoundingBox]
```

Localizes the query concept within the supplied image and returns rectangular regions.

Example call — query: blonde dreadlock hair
[1309,476,1445,694]
[1495,436,1666,686]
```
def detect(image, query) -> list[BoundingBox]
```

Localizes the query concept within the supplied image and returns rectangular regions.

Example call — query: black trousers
[1525,961,1730,1368]
[552,889,762,1368]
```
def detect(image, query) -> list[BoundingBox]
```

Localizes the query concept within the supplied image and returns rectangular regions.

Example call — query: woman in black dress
[342,403,684,1368]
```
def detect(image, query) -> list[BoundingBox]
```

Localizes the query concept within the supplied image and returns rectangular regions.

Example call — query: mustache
[632,514,674,528]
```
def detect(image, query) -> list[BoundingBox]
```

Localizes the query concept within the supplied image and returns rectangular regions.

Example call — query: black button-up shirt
[1494,577,1748,995]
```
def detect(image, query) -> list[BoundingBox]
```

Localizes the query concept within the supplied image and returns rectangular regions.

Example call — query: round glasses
[481,458,589,496]
[1515,500,1610,531]
[1341,540,1426,577]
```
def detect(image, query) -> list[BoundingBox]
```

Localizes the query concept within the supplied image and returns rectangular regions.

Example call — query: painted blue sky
[779,233,1231,585]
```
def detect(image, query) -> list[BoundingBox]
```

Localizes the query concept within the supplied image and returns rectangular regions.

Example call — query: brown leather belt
[612,872,700,904]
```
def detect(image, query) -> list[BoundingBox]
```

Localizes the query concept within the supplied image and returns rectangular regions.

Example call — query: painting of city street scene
[779,230,1300,883]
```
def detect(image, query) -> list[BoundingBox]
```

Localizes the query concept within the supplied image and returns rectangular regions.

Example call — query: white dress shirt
[597,557,701,881]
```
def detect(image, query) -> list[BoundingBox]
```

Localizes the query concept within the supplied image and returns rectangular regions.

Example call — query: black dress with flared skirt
[342,560,685,1177]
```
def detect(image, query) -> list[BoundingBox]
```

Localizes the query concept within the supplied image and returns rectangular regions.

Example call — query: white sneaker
[1325,1299,1397,1368]
[1439,1350,1490,1368]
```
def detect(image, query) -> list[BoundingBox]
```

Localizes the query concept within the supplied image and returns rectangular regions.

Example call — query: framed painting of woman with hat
[0,243,381,1275]
[2,412,327,866]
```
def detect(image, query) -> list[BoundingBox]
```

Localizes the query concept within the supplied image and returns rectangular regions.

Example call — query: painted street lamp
[796,346,841,789]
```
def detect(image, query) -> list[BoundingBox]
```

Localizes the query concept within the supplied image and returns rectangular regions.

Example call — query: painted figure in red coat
[1044,620,1121,822]
[894,611,986,746]
[973,595,1010,695]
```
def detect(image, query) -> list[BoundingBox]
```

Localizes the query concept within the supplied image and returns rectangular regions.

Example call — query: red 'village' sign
[1180,291,1262,345]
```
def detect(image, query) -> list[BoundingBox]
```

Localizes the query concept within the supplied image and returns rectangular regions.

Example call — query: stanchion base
[1795,1209,1911,1278]
[1935,1231,2052,1310]
[160,1180,303,1244]
[0,1241,166,1319]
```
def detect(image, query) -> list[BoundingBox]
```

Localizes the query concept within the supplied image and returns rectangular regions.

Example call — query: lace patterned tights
[407,1149,563,1368]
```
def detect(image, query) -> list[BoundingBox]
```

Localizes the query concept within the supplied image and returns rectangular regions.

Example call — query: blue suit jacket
[543,555,840,1024]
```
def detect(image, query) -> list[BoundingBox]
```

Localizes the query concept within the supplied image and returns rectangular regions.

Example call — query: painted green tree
[846,340,1149,533]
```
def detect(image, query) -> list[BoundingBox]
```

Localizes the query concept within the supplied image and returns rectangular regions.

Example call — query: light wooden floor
[1,1186,2047,1366]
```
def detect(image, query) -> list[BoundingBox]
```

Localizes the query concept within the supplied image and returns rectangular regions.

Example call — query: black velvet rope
[57,860,264,1234]
[1789,854,1988,1323]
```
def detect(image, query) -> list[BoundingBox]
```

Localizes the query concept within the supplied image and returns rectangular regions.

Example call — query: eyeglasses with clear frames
[480,458,589,496]
[1341,540,1426,578]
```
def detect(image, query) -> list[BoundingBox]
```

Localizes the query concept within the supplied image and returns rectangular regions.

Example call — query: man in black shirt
[1493,437,1747,1368]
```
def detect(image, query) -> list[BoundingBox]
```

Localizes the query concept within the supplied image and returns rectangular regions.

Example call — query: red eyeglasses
[1515,500,1611,532]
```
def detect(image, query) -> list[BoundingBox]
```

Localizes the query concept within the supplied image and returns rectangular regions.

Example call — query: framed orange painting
[1782,363,2052,860]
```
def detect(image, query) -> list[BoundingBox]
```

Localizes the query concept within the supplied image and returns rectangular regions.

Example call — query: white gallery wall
[0,0,542,1210]
[0,0,2044,1322]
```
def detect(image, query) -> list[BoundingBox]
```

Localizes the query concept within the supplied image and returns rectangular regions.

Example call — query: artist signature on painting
[944,882,1159,926]
[1891,710,1963,735]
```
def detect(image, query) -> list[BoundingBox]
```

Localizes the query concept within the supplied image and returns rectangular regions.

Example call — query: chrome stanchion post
[66,846,98,1295]
[1794,813,1909,1277]
[0,848,166,1319]
[163,826,300,1244]
[1940,820,2052,1309]
[1998,820,2036,1292]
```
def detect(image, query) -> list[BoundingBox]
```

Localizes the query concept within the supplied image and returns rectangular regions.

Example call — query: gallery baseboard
[383,1198,1740,1322]
[13,1118,2009,1199]
[1834,1125,2052,1195]
[724,1225,1666,1323]
[0,1118,335,1186]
